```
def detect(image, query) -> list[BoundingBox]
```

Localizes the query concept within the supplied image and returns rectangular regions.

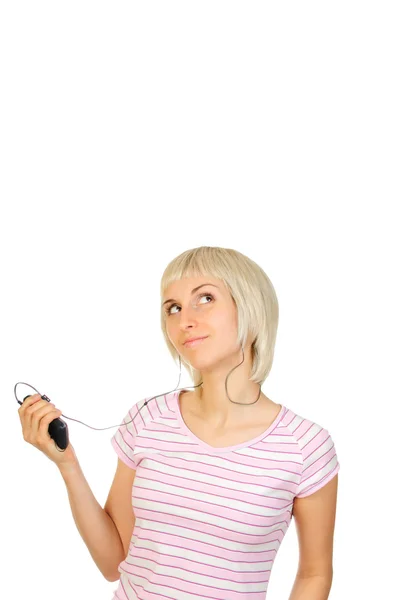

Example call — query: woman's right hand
[18,393,78,468]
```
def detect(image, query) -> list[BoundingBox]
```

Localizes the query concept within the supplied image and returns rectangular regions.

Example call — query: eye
[165,293,213,316]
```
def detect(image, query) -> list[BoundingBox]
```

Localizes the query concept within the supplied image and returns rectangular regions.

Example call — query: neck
[193,357,263,428]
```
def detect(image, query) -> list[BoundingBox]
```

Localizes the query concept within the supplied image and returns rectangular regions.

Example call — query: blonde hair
[160,246,279,388]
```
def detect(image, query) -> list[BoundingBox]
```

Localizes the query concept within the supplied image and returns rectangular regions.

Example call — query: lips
[184,336,208,345]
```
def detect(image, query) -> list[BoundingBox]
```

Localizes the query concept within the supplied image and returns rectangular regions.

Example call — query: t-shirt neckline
[173,388,286,454]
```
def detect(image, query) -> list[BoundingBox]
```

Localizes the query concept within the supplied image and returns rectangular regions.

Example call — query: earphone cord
[14,345,261,431]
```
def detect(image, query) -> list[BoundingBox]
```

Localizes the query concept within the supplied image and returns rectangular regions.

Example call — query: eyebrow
[162,283,219,306]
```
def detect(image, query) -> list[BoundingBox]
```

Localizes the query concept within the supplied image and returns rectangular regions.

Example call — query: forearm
[58,460,125,582]
[288,573,333,600]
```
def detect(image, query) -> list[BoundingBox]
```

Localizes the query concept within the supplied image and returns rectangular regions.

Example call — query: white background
[1,1,397,598]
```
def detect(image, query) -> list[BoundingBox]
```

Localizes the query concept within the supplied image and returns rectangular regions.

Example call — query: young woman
[19,245,339,599]
[109,246,340,599]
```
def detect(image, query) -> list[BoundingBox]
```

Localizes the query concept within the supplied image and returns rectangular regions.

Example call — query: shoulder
[281,406,340,498]
[118,390,175,434]
[280,406,335,448]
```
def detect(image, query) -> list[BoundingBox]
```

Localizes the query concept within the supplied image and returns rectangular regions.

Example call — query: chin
[186,354,213,370]
[194,350,227,372]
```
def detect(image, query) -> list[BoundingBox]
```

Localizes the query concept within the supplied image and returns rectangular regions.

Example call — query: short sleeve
[296,424,340,498]
[111,401,144,470]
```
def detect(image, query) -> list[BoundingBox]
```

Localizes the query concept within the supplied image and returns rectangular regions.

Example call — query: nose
[176,302,202,328]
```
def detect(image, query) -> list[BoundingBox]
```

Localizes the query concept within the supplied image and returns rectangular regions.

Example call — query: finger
[23,399,54,434]
[37,408,62,447]
[18,395,44,427]
[18,393,42,414]
[29,402,58,439]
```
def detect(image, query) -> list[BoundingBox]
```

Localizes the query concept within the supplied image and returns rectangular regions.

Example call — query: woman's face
[163,276,240,369]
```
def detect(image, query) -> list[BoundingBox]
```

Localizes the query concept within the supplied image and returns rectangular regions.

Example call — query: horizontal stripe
[110,391,339,599]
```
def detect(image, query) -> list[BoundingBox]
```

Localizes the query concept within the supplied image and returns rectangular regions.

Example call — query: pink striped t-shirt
[110,389,340,600]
